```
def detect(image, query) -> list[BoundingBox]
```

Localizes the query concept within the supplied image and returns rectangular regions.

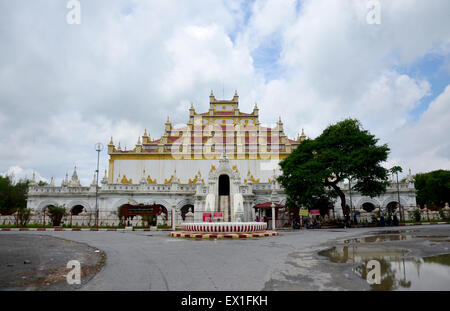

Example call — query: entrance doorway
[362,202,376,213]
[218,174,230,221]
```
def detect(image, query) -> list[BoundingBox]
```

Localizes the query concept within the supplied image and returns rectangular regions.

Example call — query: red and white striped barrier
[180,222,267,233]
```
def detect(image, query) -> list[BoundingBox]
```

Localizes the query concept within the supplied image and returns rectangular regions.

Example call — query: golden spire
[109,136,114,145]
[137,136,141,145]
[144,128,147,136]
[298,128,306,141]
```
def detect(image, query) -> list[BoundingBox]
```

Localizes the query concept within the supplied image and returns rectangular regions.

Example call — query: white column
[171,205,176,230]
[271,202,275,230]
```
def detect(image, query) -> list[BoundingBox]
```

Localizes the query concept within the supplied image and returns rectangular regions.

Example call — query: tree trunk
[330,183,349,216]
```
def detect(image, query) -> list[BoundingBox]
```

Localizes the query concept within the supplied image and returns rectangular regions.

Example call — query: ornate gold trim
[251,175,260,183]
[147,175,157,184]
[188,174,199,184]
[164,175,174,184]
[120,175,132,184]
[109,153,289,161]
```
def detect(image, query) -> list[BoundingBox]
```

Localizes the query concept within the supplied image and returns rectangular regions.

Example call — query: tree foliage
[0,175,29,215]
[390,166,403,175]
[47,204,67,226]
[278,119,390,215]
[415,170,450,208]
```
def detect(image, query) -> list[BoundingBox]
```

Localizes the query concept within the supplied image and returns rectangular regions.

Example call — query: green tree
[390,166,402,175]
[37,180,49,186]
[0,175,29,215]
[278,119,390,216]
[15,208,32,227]
[47,204,67,226]
[415,170,450,208]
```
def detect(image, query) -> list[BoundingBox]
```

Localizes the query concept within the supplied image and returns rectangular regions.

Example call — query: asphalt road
[0,234,103,290]
[1,225,449,291]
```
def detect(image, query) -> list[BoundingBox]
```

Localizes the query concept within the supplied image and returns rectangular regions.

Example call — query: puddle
[413,235,449,239]
[319,246,450,290]
[344,234,449,244]
[344,235,412,243]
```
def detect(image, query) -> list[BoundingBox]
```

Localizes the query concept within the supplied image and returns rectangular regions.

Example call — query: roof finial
[144,128,147,136]
[109,136,114,145]
[137,136,141,145]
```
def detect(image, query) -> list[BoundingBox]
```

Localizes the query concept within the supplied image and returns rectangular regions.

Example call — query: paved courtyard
[1,225,449,290]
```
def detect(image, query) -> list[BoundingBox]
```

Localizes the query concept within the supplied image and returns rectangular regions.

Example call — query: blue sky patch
[396,54,450,121]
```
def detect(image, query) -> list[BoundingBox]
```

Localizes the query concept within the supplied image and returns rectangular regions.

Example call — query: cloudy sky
[1,0,449,185]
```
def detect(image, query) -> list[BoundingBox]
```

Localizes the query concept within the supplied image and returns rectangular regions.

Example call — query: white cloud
[388,84,450,174]
[2,166,47,184]
[0,0,449,184]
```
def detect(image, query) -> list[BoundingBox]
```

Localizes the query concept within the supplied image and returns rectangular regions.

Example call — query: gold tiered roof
[108,91,305,160]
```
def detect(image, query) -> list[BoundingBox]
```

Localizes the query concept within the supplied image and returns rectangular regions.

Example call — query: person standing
[393,214,399,226]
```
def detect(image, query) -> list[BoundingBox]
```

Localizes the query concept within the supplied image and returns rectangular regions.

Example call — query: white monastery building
[26,92,417,227]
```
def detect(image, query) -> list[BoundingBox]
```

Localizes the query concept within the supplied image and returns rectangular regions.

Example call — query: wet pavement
[265,226,450,291]
[0,225,449,290]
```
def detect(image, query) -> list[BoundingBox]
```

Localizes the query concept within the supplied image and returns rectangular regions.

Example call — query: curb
[399,222,449,226]
[169,231,279,239]
[0,227,159,232]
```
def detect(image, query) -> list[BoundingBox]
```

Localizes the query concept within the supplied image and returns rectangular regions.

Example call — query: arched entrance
[362,202,376,212]
[180,204,194,221]
[218,174,230,221]
[71,205,84,215]
[386,201,398,215]
[118,203,166,227]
